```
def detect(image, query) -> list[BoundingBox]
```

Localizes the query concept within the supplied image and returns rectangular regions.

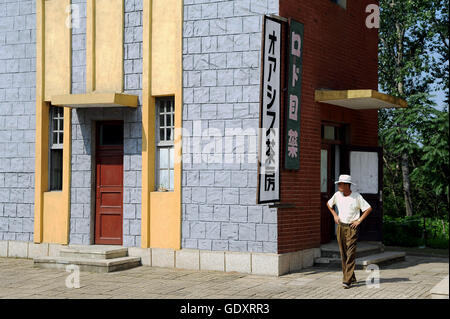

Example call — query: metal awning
[51,92,139,108]
[314,89,407,110]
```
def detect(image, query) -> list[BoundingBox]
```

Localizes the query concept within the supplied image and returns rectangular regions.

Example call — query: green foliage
[383,216,449,249]
[423,218,450,249]
[383,216,424,247]
[410,109,449,218]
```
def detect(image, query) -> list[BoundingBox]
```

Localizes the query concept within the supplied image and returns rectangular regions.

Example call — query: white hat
[334,174,356,185]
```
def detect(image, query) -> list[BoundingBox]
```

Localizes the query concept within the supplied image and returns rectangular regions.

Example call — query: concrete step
[33,256,141,273]
[59,245,128,260]
[314,251,406,270]
[356,251,406,268]
[320,242,384,259]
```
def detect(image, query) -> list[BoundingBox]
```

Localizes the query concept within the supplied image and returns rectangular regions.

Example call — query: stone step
[320,242,384,259]
[59,245,128,260]
[33,256,141,273]
[356,251,406,268]
[314,251,406,270]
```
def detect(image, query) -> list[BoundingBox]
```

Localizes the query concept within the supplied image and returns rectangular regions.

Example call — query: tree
[378,0,449,218]
[426,0,449,105]
[410,109,449,218]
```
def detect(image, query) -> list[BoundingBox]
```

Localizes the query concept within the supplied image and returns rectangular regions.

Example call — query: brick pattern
[69,0,88,245]
[0,0,36,242]
[122,0,143,248]
[71,0,86,94]
[69,0,143,247]
[181,0,279,253]
[277,0,380,253]
[2,254,447,298]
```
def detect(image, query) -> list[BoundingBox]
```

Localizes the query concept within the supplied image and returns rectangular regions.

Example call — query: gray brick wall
[69,0,142,247]
[0,0,36,242]
[69,0,88,245]
[71,0,86,94]
[122,0,142,247]
[181,0,279,253]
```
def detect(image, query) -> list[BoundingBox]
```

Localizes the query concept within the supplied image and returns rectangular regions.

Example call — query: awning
[314,89,407,110]
[51,92,139,108]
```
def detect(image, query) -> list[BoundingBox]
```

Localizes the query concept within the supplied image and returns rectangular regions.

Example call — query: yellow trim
[372,90,407,108]
[34,0,45,243]
[151,2,179,95]
[34,0,72,244]
[43,0,71,101]
[42,191,66,243]
[314,89,407,108]
[141,0,153,248]
[42,107,71,244]
[142,0,183,249]
[62,107,72,243]
[86,0,124,93]
[51,93,139,108]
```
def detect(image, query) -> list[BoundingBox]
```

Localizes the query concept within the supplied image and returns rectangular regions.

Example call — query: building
[0,0,406,275]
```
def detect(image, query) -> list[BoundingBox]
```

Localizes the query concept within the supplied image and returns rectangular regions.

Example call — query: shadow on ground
[285,255,448,279]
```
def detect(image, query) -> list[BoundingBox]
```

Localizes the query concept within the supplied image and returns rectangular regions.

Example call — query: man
[326,174,372,289]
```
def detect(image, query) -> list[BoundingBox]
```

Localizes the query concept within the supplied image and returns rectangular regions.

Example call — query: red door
[95,121,124,245]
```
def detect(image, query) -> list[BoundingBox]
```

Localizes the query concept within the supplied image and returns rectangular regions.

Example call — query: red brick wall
[278,0,379,253]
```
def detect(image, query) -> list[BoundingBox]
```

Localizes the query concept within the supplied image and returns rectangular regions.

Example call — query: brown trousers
[336,222,358,284]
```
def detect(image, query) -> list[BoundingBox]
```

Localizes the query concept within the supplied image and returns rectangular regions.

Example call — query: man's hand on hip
[350,219,361,229]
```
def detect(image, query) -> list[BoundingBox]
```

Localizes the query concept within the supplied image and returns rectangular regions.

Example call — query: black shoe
[350,277,357,285]
[342,282,351,289]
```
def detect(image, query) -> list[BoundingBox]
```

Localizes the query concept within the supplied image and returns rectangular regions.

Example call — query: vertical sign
[284,19,304,170]
[258,16,281,204]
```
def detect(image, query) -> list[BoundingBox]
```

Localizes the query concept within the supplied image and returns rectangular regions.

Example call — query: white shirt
[327,191,371,224]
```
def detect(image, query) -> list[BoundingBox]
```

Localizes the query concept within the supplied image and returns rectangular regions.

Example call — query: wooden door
[95,121,124,245]
[341,145,383,241]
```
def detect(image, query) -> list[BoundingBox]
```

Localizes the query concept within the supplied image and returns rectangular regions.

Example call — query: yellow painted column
[34,0,72,244]
[41,108,72,244]
[86,0,124,93]
[141,0,183,249]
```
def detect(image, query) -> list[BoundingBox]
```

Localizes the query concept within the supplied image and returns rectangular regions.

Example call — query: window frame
[50,106,64,150]
[48,106,64,191]
[155,97,175,191]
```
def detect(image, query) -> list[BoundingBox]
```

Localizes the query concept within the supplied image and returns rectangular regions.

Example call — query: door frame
[94,120,124,245]
[320,122,348,244]
[341,144,384,242]
[320,143,334,244]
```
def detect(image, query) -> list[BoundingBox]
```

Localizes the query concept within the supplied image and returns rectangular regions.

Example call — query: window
[321,124,347,143]
[99,123,123,146]
[156,97,175,191]
[330,0,346,9]
[49,106,64,191]
[323,125,336,140]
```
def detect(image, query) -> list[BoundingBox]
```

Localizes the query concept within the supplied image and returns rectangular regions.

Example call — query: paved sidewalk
[0,256,448,299]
